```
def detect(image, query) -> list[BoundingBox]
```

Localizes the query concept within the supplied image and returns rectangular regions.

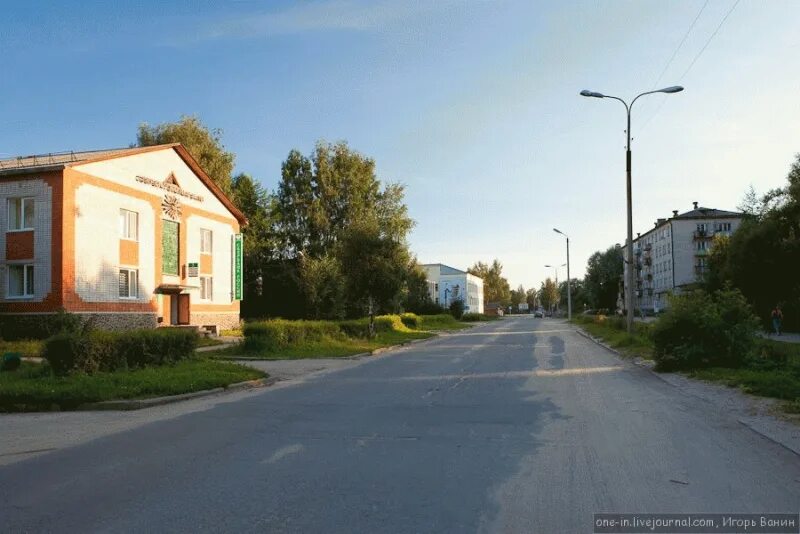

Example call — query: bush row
[243,319,344,352]
[42,328,197,376]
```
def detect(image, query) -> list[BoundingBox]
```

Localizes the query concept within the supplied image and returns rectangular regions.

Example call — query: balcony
[693,230,713,240]
[644,257,652,266]
[643,244,652,251]
[695,249,708,256]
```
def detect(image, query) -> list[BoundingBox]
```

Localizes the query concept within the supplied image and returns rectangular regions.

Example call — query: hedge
[42,328,197,376]
[243,319,343,352]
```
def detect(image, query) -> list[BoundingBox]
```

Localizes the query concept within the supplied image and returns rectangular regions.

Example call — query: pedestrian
[771,305,783,336]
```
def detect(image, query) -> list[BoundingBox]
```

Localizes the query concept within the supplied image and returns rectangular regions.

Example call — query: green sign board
[233,234,243,300]
[162,220,179,275]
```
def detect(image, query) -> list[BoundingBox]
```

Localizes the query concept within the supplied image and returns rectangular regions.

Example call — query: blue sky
[2,0,799,290]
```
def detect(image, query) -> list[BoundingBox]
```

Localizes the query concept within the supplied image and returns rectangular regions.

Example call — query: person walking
[771,305,783,336]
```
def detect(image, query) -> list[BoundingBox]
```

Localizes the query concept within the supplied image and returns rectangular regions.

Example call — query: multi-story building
[0,143,246,335]
[621,202,743,313]
[422,263,484,314]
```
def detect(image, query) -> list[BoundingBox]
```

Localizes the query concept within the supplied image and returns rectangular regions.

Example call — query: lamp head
[657,85,684,94]
[580,90,604,98]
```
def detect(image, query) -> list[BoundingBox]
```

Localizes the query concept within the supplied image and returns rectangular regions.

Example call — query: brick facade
[0,145,246,335]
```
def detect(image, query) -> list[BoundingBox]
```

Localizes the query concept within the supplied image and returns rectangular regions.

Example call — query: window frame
[8,197,35,232]
[120,209,139,241]
[200,276,213,301]
[7,263,34,298]
[200,228,213,255]
[119,267,138,299]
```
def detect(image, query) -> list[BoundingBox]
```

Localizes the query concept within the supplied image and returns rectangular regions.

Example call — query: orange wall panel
[200,254,212,275]
[6,230,34,260]
[119,239,139,266]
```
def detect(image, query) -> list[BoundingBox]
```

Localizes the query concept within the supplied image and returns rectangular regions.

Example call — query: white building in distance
[621,202,743,314]
[422,263,484,314]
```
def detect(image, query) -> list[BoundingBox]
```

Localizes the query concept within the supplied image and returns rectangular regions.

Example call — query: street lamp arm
[600,95,630,113]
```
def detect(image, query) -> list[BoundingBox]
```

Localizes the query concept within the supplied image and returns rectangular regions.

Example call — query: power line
[639,0,742,132]
[676,0,741,81]
[649,0,710,91]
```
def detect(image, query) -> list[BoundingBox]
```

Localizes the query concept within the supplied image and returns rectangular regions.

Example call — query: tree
[338,219,411,335]
[230,173,277,317]
[404,261,438,314]
[560,278,588,312]
[468,259,511,305]
[584,245,624,311]
[510,284,526,307]
[706,153,800,331]
[539,278,559,312]
[526,288,538,309]
[298,253,345,319]
[136,115,235,196]
[269,141,416,319]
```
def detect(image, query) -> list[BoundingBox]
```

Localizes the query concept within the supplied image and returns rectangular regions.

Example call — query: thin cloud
[176,0,454,44]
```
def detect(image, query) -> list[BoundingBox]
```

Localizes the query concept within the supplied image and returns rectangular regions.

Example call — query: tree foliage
[510,284,526,307]
[468,259,511,305]
[584,244,623,311]
[706,154,800,331]
[539,278,559,311]
[136,115,235,196]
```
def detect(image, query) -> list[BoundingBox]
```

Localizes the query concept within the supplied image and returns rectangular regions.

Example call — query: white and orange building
[0,143,245,334]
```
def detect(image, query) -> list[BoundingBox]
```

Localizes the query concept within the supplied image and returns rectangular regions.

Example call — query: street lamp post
[553,228,571,320]
[579,85,684,333]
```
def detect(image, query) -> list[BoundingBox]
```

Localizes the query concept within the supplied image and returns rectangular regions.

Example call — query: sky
[2,0,799,291]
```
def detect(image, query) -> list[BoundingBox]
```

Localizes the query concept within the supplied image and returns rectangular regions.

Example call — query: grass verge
[208,329,434,360]
[0,359,265,412]
[196,336,226,348]
[571,316,654,359]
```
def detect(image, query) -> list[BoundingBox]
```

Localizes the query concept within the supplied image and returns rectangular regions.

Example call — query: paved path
[1,317,798,533]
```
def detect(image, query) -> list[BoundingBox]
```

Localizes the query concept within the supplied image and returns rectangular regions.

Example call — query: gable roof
[0,144,246,225]
[421,263,468,276]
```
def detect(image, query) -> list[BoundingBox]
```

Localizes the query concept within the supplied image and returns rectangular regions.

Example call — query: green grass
[0,339,44,358]
[418,314,473,331]
[572,317,654,359]
[196,336,226,348]
[220,329,243,337]
[209,329,434,360]
[0,359,264,412]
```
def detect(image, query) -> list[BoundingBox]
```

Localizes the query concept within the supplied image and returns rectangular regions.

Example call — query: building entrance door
[168,294,191,325]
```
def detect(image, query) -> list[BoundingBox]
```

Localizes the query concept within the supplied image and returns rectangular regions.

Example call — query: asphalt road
[1,316,798,533]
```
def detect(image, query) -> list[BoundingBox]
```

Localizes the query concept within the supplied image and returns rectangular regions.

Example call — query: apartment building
[0,144,246,334]
[621,202,742,313]
[422,263,484,314]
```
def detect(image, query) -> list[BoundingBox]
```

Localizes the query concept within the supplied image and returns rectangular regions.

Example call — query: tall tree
[136,115,235,195]
[539,278,559,312]
[526,287,538,309]
[468,259,511,305]
[510,284,526,306]
[338,219,411,334]
[584,245,624,311]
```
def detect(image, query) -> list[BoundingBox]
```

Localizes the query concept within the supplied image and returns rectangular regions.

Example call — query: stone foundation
[190,313,241,334]
[0,312,158,339]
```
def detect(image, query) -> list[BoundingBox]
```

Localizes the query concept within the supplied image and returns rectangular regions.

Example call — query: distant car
[533,309,544,318]
[544,310,553,318]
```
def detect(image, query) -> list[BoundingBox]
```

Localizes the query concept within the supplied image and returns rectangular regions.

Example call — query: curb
[574,325,800,457]
[77,377,276,411]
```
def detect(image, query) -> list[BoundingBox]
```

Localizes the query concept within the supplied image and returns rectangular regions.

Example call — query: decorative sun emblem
[162,194,182,220]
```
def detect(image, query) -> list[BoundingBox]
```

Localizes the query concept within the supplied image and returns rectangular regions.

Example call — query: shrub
[461,313,493,322]
[449,299,466,319]
[400,313,422,329]
[244,319,343,352]
[338,315,411,338]
[652,288,759,371]
[42,328,198,376]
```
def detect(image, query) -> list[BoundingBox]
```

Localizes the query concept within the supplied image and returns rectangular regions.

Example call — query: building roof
[421,263,467,275]
[673,207,742,219]
[0,144,246,225]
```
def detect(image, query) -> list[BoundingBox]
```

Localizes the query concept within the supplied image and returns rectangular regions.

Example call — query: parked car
[533,308,544,318]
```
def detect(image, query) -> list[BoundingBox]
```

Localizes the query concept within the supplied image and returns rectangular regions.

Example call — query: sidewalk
[761,332,800,344]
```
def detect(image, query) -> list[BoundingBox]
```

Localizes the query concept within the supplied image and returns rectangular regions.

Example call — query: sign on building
[232,234,243,300]
[187,262,199,278]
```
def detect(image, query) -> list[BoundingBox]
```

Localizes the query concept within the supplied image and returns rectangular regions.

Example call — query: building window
[200,276,213,300]
[200,228,213,254]
[8,264,34,298]
[119,268,138,298]
[162,220,179,275]
[8,197,34,231]
[120,209,138,241]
